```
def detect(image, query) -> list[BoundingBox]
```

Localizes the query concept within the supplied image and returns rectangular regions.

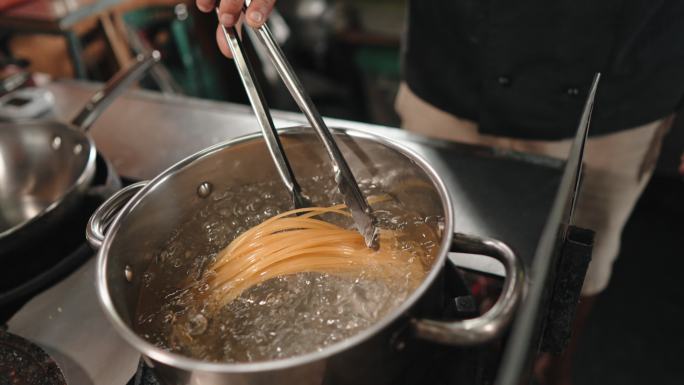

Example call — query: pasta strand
[202,195,426,309]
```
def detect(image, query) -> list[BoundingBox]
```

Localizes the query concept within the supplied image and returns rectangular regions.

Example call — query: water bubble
[187,313,208,336]
[133,176,440,363]
[142,272,154,287]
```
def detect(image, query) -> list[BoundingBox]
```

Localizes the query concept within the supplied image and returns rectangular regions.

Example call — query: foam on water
[134,176,441,363]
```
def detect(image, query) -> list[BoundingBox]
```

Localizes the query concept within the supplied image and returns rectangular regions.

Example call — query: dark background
[573,121,684,385]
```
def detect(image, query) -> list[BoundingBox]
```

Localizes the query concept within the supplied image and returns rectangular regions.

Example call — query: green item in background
[354,46,401,126]
[123,5,222,99]
[355,47,400,78]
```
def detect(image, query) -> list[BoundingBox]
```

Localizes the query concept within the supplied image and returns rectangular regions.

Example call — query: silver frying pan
[0,52,160,255]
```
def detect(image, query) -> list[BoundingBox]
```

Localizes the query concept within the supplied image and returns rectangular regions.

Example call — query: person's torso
[403,0,684,139]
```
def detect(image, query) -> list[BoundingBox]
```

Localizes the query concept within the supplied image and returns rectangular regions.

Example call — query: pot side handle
[412,232,526,346]
[86,181,148,250]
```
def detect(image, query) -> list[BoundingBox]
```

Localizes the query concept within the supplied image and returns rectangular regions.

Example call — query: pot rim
[0,121,96,240]
[96,125,454,373]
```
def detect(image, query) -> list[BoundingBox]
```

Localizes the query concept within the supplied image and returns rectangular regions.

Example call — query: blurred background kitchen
[1,0,406,125]
[1,0,682,384]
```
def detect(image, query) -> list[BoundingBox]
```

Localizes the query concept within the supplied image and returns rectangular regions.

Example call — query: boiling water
[134,176,442,363]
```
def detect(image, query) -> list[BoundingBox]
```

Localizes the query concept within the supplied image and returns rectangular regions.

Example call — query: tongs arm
[247,18,378,248]
[216,9,310,210]
[217,6,378,248]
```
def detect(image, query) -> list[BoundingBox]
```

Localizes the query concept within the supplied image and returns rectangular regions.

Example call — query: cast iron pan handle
[86,181,147,250]
[412,232,526,345]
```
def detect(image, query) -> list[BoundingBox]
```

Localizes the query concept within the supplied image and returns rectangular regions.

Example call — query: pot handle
[86,181,148,250]
[412,232,526,346]
[71,51,161,132]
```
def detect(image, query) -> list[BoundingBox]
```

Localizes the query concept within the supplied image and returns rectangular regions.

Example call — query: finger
[196,0,215,13]
[245,0,275,28]
[218,0,244,27]
[215,18,244,58]
[215,25,234,58]
[679,154,684,176]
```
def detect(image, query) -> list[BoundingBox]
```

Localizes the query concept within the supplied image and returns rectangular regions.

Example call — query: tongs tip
[364,227,380,250]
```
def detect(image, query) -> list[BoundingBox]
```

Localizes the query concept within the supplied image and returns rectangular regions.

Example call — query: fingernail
[220,13,235,26]
[197,0,211,12]
[249,11,263,24]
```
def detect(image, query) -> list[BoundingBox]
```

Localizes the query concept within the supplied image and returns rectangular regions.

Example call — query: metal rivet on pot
[197,182,213,198]
[124,265,133,282]
[51,136,62,150]
[73,143,83,155]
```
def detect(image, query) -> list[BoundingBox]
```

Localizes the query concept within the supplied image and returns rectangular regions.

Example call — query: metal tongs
[215,8,378,248]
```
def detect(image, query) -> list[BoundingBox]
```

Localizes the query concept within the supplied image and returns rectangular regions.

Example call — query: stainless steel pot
[88,127,526,385]
[0,52,159,256]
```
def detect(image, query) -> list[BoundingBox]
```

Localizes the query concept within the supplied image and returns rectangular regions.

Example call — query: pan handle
[71,51,161,131]
[411,232,526,345]
[86,182,147,250]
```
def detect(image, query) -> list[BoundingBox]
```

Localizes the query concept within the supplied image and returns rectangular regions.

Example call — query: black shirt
[403,0,684,139]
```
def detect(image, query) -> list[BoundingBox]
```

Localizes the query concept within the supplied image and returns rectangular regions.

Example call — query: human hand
[195,0,276,58]
[679,152,684,176]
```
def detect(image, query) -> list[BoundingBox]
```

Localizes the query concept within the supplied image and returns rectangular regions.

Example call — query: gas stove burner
[0,152,121,322]
[0,329,66,385]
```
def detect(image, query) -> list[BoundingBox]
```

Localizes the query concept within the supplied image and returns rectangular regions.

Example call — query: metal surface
[121,23,182,95]
[45,82,303,178]
[86,181,147,250]
[0,53,158,254]
[89,186,523,345]
[0,153,120,309]
[495,75,600,385]
[8,259,140,385]
[0,70,30,94]
[568,74,600,226]
[44,82,564,266]
[0,120,95,245]
[9,80,566,385]
[71,51,161,131]
[413,233,525,345]
[92,127,524,384]
[247,15,378,248]
[217,10,311,209]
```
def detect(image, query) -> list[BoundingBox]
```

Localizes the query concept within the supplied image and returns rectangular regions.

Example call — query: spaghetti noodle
[202,196,429,308]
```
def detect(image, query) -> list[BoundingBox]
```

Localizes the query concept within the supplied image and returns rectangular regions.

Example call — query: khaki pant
[395,84,671,295]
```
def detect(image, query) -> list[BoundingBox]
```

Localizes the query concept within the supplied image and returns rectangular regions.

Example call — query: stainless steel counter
[8,80,566,385]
